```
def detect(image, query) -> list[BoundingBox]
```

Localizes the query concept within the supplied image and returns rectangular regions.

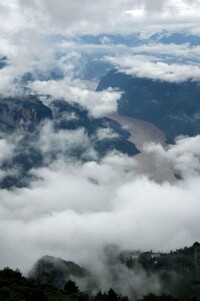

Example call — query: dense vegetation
[0,266,187,301]
[1,242,196,301]
[120,242,200,300]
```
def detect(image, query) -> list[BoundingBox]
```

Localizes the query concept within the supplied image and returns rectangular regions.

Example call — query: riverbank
[108,113,176,183]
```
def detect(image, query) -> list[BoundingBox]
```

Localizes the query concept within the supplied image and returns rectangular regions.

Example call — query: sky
[2,0,200,36]
[1,0,200,297]
[0,0,200,93]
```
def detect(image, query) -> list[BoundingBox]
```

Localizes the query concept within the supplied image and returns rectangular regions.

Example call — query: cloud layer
[0,132,200,278]
[30,79,120,117]
[0,2,200,298]
[17,0,200,34]
[107,55,200,82]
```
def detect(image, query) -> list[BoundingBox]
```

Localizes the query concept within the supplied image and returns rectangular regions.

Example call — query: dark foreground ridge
[1,242,199,301]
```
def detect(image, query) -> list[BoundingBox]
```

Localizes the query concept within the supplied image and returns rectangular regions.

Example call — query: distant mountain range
[78,31,200,46]
[97,70,200,143]
[75,31,200,81]
[0,56,7,69]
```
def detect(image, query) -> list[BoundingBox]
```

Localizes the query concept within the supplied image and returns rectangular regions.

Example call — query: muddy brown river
[108,114,176,184]
[83,80,176,183]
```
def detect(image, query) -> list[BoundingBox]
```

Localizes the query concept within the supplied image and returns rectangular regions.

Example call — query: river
[83,80,176,183]
[108,113,176,183]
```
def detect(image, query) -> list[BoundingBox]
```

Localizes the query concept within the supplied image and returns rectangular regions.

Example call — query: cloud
[0,139,14,162]
[130,43,200,62]
[0,1,200,298]
[23,0,200,34]
[0,134,199,279]
[95,128,119,141]
[37,121,97,161]
[0,1,200,96]
[144,135,200,178]
[107,54,200,82]
[0,109,200,297]
[0,0,199,40]
[29,79,121,117]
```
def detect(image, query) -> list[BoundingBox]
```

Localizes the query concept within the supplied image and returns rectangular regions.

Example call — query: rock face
[0,95,52,131]
[97,70,200,143]
[51,99,139,157]
[0,95,139,189]
[0,56,7,69]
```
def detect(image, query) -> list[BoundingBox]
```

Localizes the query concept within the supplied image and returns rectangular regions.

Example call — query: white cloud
[0,0,200,43]
[0,0,200,96]
[16,0,200,34]
[37,121,97,161]
[0,2,200,297]
[107,55,200,82]
[130,43,200,61]
[144,135,200,178]
[95,128,119,141]
[0,138,14,163]
[0,135,199,277]
[29,79,121,117]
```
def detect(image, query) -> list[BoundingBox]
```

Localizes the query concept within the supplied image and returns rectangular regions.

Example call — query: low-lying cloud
[0,131,200,277]
[0,1,200,298]
[107,55,200,82]
[30,79,121,117]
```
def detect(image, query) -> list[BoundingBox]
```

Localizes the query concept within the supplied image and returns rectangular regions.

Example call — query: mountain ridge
[97,70,200,143]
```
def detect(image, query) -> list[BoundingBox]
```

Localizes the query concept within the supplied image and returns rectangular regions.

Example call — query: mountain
[150,31,200,45]
[1,242,200,301]
[30,242,200,300]
[78,33,142,47]
[0,266,131,301]
[30,255,88,288]
[120,242,200,299]
[51,99,139,157]
[20,68,64,84]
[0,95,139,189]
[62,31,200,82]
[0,95,52,132]
[78,31,200,47]
[0,56,7,69]
[97,70,200,143]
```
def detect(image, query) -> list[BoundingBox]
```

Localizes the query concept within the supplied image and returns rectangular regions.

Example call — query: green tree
[24,289,47,301]
[64,279,79,294]
[106,288,119,301]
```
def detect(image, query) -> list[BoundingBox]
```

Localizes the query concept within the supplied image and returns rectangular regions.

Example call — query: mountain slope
[29,242,200,300]
[30,255,88,288]
[97,70,200,142]
[0,95,139,189]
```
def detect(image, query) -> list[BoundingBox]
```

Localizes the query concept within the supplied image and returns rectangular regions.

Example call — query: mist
[1,126,200,297]
[0,128,200,272]
[0,1,200,299]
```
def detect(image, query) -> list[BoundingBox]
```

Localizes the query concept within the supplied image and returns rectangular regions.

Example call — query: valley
[108,113,176,183]
[84,79,176,183]
[1,1,200,301]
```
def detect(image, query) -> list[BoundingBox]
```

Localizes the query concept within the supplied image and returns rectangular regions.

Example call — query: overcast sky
[1,0,200,90]
[1,0,200,39]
